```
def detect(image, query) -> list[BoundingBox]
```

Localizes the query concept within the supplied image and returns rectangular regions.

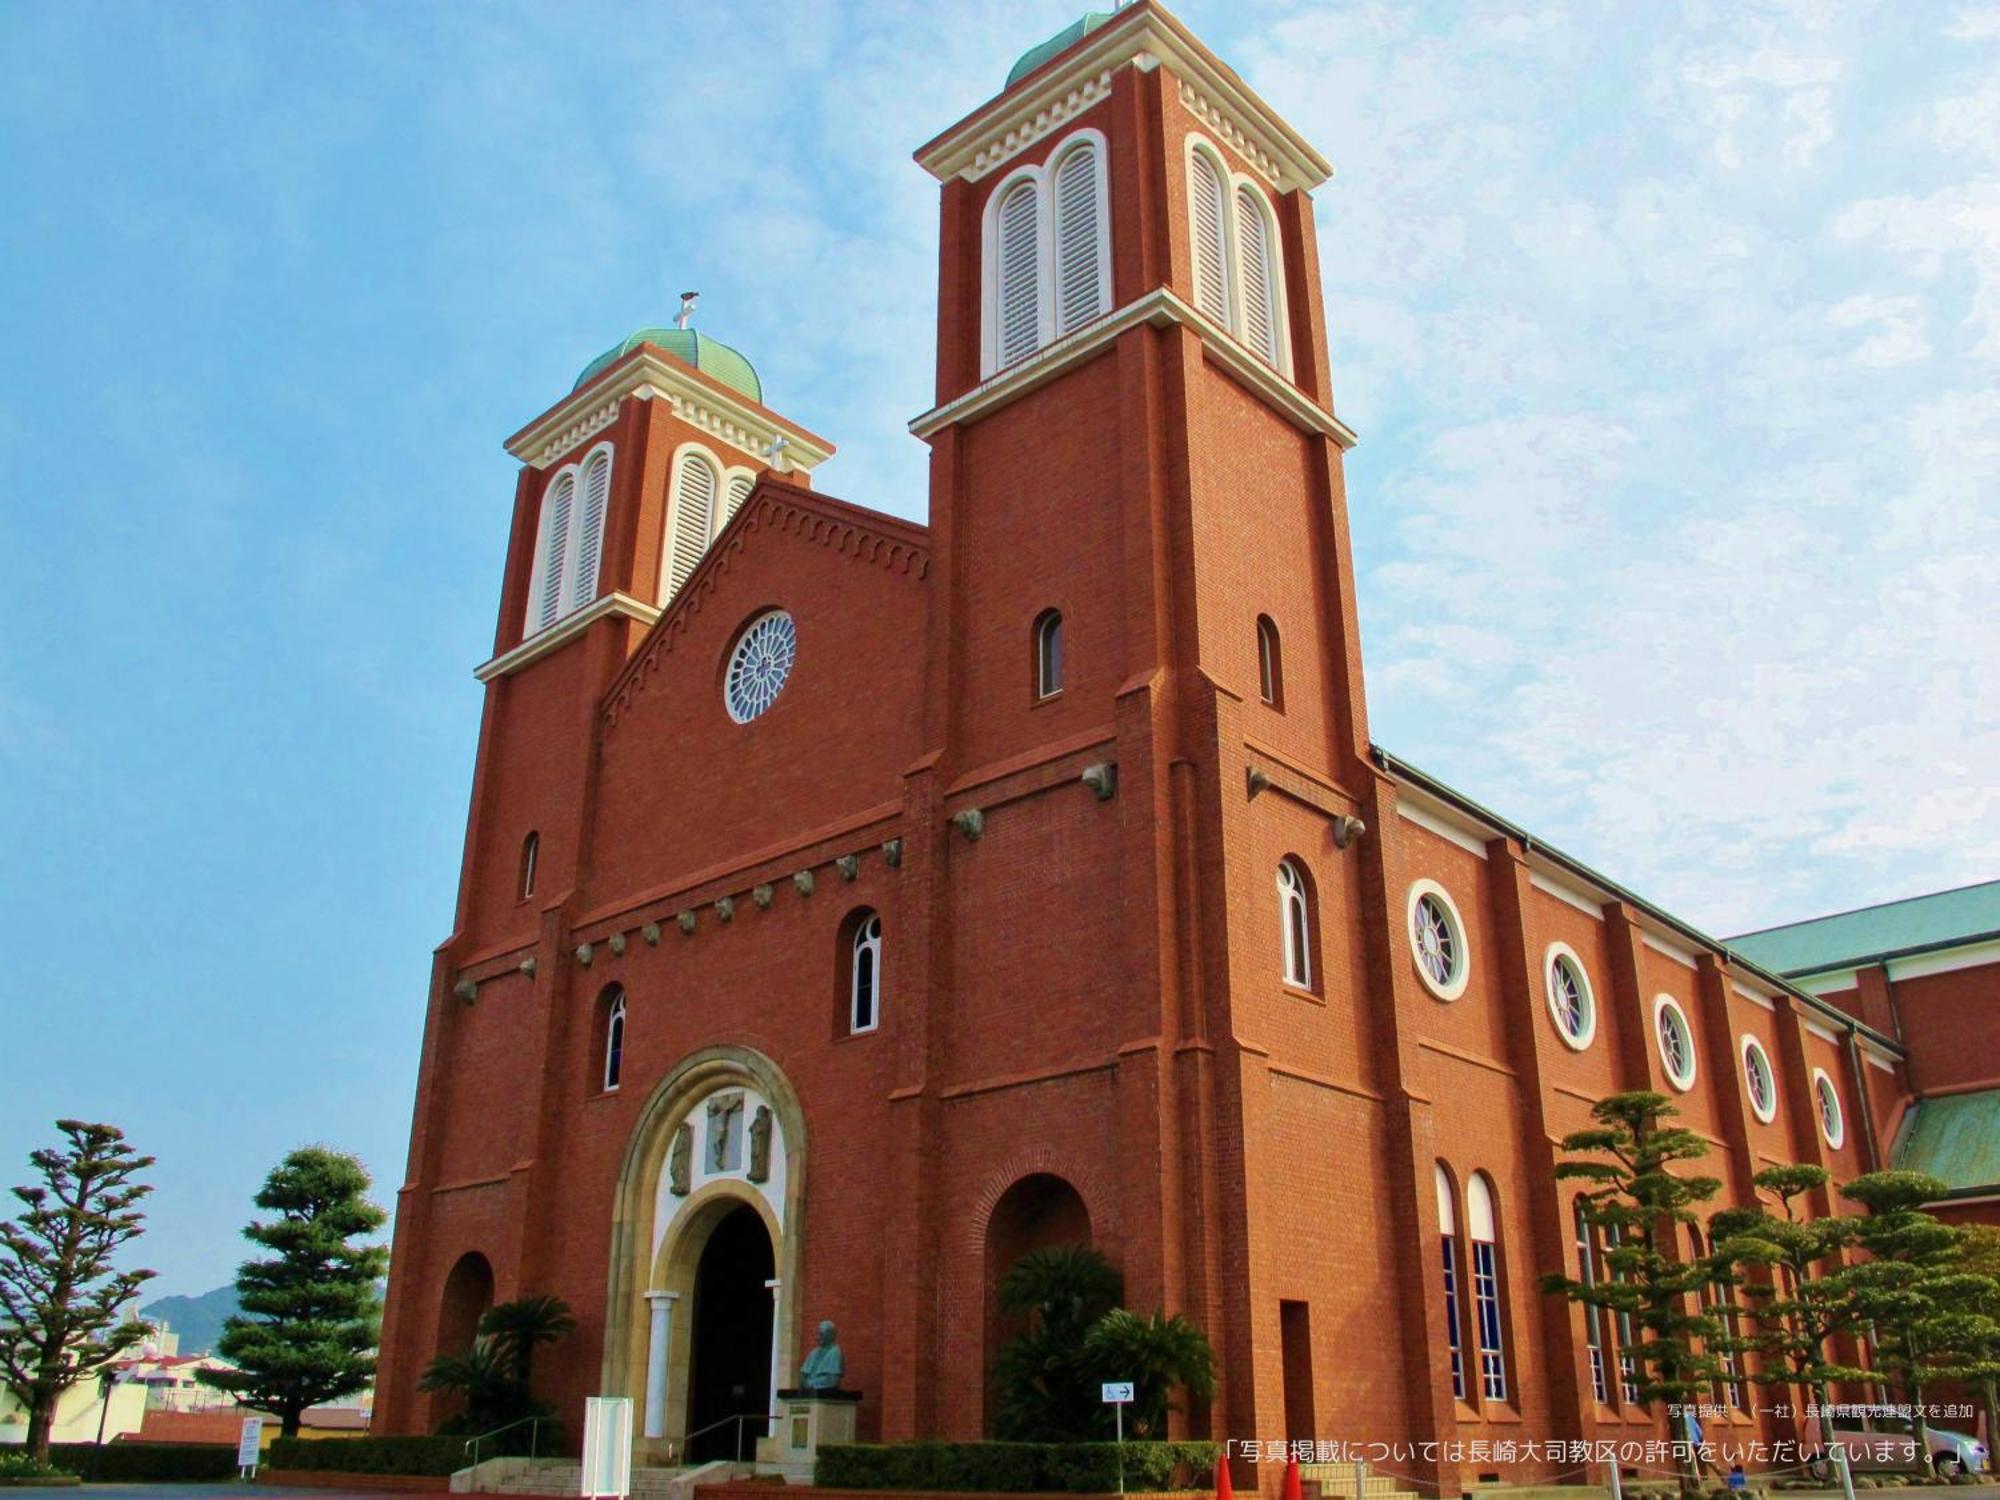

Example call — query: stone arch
[603,1045,806,1463]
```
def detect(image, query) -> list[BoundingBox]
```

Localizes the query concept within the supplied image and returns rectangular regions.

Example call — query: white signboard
[236,1417,263,1474]
[581,1395,634,1500]
[1101,1382,1134,1404]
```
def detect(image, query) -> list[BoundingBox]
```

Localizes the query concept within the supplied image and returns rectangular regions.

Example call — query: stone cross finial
[762,433,789,473]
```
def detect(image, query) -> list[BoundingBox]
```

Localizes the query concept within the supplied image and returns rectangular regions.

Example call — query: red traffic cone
[1214,1453,1236,1500]
[1282,1457,1304,1500]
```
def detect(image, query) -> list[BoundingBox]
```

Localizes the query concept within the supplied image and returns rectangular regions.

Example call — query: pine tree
[1541,1092,1726,1494]
[0,1120,157,1466]
[200,1147,388,1438]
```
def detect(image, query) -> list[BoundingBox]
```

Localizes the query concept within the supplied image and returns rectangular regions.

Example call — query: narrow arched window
[518,832,539,901]
[602,989,626,1092]
[850,913,882,1034]
[1277,858,1312,989]
[1256,615,1283,708]
[996,178,1042,368]
[666,452,717,599]
[1052,141,1107,335]
[534,472,576,632]
[575,449,611,609]
[725,471,755,522]
[1034,609,1064,698]
[1436,1165,1466,1401]
[1188,150,1229,323]
[1574,1200,1607,1403]
[1467,1173,1507,1402]
[1235,183,1281,366]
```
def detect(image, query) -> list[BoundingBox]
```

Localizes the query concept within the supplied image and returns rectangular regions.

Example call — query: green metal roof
[1006,11,1115,87]
[1724,879,2000,977]
[1895,1089,2000,1193]
[573,327,762,403]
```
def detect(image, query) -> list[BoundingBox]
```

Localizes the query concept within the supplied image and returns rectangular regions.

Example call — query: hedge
[817,1440,1221,1492]
[40,1442,238,1482]
[266,1435,470,1476]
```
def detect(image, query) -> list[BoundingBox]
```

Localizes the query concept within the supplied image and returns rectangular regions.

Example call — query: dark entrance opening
[687,1202,776,1461]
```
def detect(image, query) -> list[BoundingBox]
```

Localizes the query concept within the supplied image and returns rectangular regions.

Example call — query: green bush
[39,1442,238,1481]
[0,1448,69,1479]
[817,1440,1219,1492]
[267,1434,469,1475]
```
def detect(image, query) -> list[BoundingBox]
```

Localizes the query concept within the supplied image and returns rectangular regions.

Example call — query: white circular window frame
[1812,1067,1846,1149]
[1406,879,1470,1002]
[1653,994,1697,1092]
[724,608,797,724]
[1543,942,1597,1051]
[1740,1035,1778,1124]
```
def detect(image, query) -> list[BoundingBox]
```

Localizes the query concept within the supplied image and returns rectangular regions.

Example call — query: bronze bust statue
[798,1319,843,1391]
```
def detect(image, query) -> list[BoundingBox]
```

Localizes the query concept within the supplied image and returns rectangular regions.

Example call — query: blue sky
[2,0,1995,1299]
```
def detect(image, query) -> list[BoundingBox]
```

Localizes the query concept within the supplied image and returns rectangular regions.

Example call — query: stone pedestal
[755,1389,860,1484]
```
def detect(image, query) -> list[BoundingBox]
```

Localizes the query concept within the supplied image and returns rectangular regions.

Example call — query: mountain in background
[139,1285,238,1355]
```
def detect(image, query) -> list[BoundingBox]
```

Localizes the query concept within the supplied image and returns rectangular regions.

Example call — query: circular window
[1544,943,1596,1049]
[1654,996,1697,1091]
[1812,1068,1845,1148]
[1407,880,1469,1001]
[1741,1036,1777,1124]
[724,610,797,723]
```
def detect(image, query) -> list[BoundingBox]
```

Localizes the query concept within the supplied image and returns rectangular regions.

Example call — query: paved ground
[0,1489,458,1498]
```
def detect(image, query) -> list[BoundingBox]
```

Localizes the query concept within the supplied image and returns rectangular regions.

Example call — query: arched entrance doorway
[983,1173,1093,1435]
[686,1203,776,1460]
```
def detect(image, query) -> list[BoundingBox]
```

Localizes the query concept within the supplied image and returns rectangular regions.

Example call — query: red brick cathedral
[374,4,1997,1488]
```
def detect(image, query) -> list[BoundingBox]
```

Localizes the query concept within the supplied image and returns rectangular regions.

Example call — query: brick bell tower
[891,0,1387,1457]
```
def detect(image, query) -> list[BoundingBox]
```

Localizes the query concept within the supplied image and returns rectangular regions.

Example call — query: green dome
[573,326,762,403]
[1006,11,1115,87]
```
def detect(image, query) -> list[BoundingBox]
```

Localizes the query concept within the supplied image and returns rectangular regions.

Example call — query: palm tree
[1082,1309,1216,1439]
[993,1245,1126,1440]
[418,1341,522,1432]
[1000,1245,1122,1342]
[478,1295,576,1394]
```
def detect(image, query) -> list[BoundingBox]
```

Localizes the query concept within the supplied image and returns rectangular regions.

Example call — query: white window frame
[1034,608,1064,698]
[1544,941,1597,1050]
[1436,1165,1465,1401]
[850,913,883,1034]
[724,608,799,724]
[603,992,626,1092]
[722,465,758,526]
[1654,995,1698,1091]
[662,441,725,604]
[1183,133,1293,379]
[1812,1066,1845,1149]
[1407,878,1470,1001]
[523,441,615,637]
[1740,1035,1778,1124]
[1466,1173,1507,1404]
[1278,858,1313,990]
[978,128,1112,377]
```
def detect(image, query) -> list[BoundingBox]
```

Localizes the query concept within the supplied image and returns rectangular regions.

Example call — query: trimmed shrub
[267,1435,469,1476]
[817,1440,1220,1493]
[40,1442,238,1481]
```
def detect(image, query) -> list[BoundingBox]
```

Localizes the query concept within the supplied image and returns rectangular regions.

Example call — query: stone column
[643,1292,678,1440]
[764,1278,783,1418]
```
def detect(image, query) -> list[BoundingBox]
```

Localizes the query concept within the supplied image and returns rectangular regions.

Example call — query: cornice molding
[603,490,930,730]
[908,286,1358,448]
[474,591,662,683]
[917,2,1331,193]
[505,350,837,473]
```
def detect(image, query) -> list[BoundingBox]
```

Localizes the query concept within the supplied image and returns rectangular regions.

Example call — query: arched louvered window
[850,912,882,1035]
[574,450,610,609]
[1467,1173,1507,1403]
[1277,858,1312,989]
[1034,609,1064,698]
[666,452,718,599]
[535,472,575,632]
[1235,183,1281,366]
[725,471,755,522]
[1436,1165,1466,1401]
[1188,149,1229,324]
[995,177,1043,369]
[518,832,539,901]
[1256,615,1283,708]
[1052,141,1107,335]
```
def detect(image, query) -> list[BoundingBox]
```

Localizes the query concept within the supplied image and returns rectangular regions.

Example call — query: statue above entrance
[798,1319,843,1390]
